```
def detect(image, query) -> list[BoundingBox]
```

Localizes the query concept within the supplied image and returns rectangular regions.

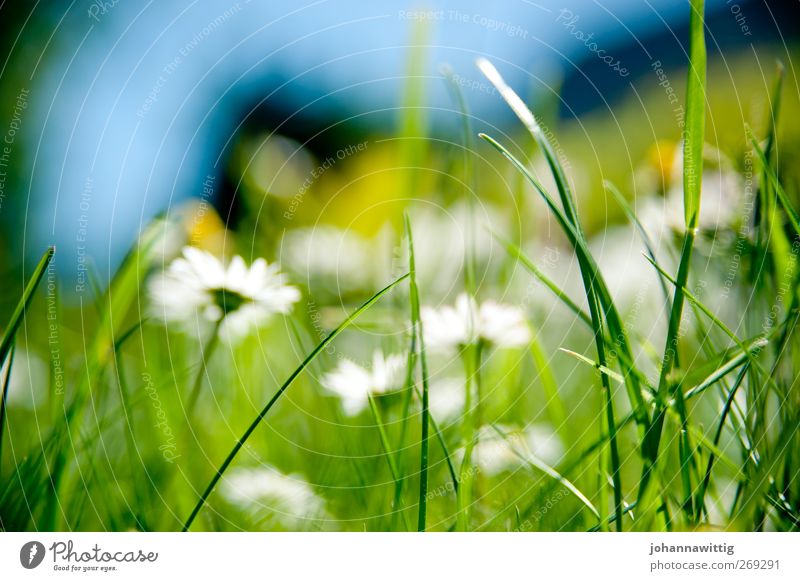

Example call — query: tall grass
[1,1,798,532]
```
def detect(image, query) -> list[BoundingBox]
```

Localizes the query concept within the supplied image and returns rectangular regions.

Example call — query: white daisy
[220,465,325,525]
[321,350,406,415]
[148,246,300,341]
[281,226,374,295]
[421,293,531,352]
[470,425,522,476]
[636,142,745,236]
[427,377,466,421]
[468,424,564,476]
[396,203,506,298]
[524,423,566,467]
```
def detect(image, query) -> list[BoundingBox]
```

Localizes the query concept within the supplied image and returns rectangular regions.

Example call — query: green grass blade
[181,272,409,531]
[457,343,482,531]
[643,254,782,396]
[696,364,749,517]
[763,61,785,162]
[639,0,706,523]
[490,425,600,520]
[392,327,418,527]
[683,340,766,400]
[0,344,16,468]
[530,329,568,442]
[498,232,653,390]
[476,58,581,229]
[604,181,672,306]
[441,64,478,296]
[0,246,55,368]
[559,348,625,384]
[367,393,402,484]
[749,132,800,238]
[480,134,649,432]
[404,214,431,532]
[495,233,591,327]
[367,393,411,531]
[412,382,459,492]
[683,0,707,230]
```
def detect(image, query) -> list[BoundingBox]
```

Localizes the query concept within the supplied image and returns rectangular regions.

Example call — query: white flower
[421,293,531,351]
[636,142,745,236]
[321,351,406,415]
[148,246,300,341]
[470,425,522,476]
[524,424,565,467]
[468,424,564,476]
[281,226,374,295]
[396,203,507,299]
[0,349,47,409]
[221,465,325,524]
[428,378,466,421]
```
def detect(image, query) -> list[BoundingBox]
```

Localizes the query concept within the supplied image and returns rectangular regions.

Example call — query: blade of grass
[530,328,568,442]
[185,318,223,417]
[684,340,766,400]
[441,64,478,297]
[480,134,625,529]
[480,133,649,434]
[476,58,581,230]
[604,181,672,307]
[392,327,417,528]
[495,233,591,327]
[696,364,749,517]
[0,344,16,469]
[498,232,653,390]
[644,254,781,395]
[0,246,55,369]
[559,348,625,384]
[411,382,459,491]
[638,0,706,524]
[392,364,460,529]
[763,61,785,163]
[476,63,640,485]
[749,132,800,238]
[514,410,637,525]
[479,128,634,528]
[457,342,481,531]
[404,214,431,532]
[490,424,600,520]
[181,272,409,531]
[367,393,411,531]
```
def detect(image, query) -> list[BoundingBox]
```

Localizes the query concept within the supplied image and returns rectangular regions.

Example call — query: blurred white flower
[637,143,745,236]
[524,423,566,467]
[221,465,325,525]
[139,216,186,264]
[321,350,406,415]
[281,226,374,294]
[148,246,300,341]
[471,425,522,476]
[469,424,564,476]
[397,203,506,299]
[0,349,47,409]
[591,225,667,320]
[421,293,531,352]
[428,377,466,421]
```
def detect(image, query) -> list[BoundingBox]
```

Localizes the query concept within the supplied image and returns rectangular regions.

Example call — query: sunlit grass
[1,2,798,533]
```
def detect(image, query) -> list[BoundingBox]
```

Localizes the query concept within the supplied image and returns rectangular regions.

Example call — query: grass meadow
[1,1,799,532]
